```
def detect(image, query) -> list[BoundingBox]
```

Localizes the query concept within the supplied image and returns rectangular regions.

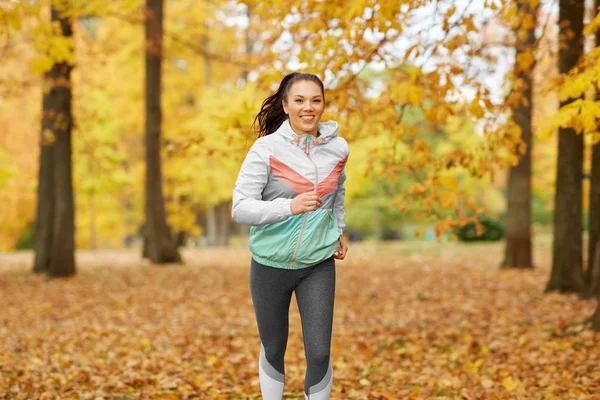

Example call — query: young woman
[232,72,349,400]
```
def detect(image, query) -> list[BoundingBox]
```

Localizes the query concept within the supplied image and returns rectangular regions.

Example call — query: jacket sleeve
[334,142,349,235]
[231,141,293,226]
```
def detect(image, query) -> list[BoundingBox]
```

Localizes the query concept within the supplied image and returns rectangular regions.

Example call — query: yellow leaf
[470,98,484,118]
[502,376,519,391]
[439,191,458,208]
[29,56,54,74]
[440,175,457,189]
[408,85,422,105]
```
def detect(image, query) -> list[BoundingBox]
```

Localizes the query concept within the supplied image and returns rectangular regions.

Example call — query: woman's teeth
[301,116,314,121]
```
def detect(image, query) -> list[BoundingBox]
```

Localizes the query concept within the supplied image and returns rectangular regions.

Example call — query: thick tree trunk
[33,106,55,273]
[144,0,181,264]
[546,0,585,293]
[33,7,76,278]
[588,146,600,295]
[48,9,76,278]
[502,0,536,269]
[587,0,600,295]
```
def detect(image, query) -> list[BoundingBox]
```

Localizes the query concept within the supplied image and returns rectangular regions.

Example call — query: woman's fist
[291,191,322,215]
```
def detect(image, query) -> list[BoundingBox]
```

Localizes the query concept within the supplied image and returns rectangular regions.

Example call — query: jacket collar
[275,119,339,148]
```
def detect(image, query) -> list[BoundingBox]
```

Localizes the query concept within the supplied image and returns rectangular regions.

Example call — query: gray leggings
[250,256,335,398]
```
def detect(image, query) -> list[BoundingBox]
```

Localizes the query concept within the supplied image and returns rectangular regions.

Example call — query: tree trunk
[587,0,600,295]
[240,5,255,84]
[218,201,230,246]
[588,147,600,295]
[592,303,600,331]
[144,0,181,263]
[546,0,585,293]
[502,0,536,269]
[588,240,600,297]
[89,191,97,250]
[206,205,217,246]
[33,100,55,273]
[47,8,76,278]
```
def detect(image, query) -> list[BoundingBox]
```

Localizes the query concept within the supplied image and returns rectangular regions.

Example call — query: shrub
[453,216,505,242]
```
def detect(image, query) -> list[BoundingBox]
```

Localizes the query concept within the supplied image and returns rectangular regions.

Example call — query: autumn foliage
[0,0,561,250]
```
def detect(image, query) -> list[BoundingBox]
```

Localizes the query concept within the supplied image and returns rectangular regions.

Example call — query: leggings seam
[297,291,310,399]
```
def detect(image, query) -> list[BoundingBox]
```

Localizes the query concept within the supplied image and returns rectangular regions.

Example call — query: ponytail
[252,72,325,137]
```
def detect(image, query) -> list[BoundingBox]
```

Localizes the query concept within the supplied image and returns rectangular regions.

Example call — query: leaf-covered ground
[0,239,598,399]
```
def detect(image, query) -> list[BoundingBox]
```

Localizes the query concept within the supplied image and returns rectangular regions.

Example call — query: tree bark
[240,5,255,83]
[32,99,55,273]
[546,0,585,293]
[144,0,181,264]
[502,0,536,269]
[588,151,600,295]
[47,8,76,278]
[218,201,230,246]
[206,205,217,246]
[33,7,76,277]
[587,0,600,296]
[592,303,600,331]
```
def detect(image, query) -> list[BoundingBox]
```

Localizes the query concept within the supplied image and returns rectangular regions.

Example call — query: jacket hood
[275,119,339,147]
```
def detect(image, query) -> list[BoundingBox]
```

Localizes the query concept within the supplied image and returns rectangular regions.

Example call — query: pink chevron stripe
[269,156,313,194]
[317,156,347,197]
[269,155,348,197]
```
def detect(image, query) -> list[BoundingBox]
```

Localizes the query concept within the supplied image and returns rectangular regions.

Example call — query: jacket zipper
[290,137,319,269]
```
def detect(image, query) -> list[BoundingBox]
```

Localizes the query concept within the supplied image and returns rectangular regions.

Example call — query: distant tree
[143,0,181,263]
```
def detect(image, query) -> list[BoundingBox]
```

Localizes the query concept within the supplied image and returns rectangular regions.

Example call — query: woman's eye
[295,99,303,103]
[314,100,321,103]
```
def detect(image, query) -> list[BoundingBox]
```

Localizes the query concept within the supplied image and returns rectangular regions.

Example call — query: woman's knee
[306,346,330,365]
[263,340,287,362]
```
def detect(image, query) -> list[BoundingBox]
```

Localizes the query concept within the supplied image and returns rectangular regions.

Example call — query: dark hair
[252,72,325,137]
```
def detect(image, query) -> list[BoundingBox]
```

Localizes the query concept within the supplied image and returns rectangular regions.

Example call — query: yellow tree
[230,0,527,236]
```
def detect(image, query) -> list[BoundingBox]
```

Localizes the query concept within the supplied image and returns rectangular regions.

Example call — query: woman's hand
[291,191,322,215]
[334,236,348,260]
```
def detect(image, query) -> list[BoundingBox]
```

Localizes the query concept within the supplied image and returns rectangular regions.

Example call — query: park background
[1,0,600,398]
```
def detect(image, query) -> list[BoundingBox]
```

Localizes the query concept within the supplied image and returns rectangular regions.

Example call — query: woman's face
[283,80,324,136]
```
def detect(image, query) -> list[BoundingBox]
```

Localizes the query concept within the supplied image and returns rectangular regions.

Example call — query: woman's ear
[282,100,288,115]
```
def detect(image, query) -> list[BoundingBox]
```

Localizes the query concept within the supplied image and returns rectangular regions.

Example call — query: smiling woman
[283,80,325,136]
[231,72,350,400]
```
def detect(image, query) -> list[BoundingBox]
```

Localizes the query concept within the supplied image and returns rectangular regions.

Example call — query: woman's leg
[250,258,296,400]
[294,257,336,400]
